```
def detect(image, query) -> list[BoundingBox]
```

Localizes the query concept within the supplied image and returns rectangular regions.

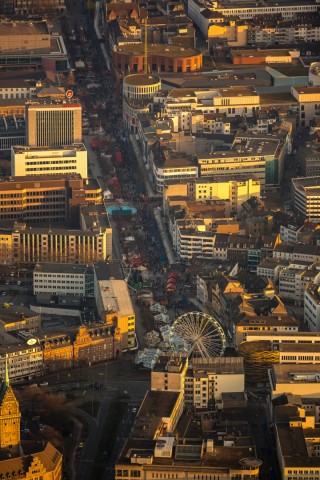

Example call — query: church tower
[0,359,21,450]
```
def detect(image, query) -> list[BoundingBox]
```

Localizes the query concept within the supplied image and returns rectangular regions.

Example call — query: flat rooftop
[124,74,160,86]
[217,0,317,8]
[97,278,134,317]
[0,20,49,36]
[198,139,280,161]
[0,306,39,325]
[12,143,86,154]
[293,86,320,95]
[26,99,80,108]
[292,176,320,195]
[217,86,257,97]
[94,261,123,281]
[81,204,111,230]
[114,44,201,58]
[192,357,244,375]
[245,330,320,339]
[34,263,93,276]
[231,49,291,57]
[139,390,180,418]
[272,363,320,384]
[260,92,297,105]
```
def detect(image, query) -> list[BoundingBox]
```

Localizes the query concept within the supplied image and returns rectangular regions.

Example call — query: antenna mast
[144,15,148,74]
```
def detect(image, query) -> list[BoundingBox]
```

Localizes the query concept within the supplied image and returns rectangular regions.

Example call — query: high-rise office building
[26,100,82,147]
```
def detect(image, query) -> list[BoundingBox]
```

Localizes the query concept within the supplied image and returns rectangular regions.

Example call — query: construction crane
[144,15,148,74]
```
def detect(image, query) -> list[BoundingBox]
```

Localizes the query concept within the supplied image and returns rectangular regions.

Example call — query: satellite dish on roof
[27,338,37,346]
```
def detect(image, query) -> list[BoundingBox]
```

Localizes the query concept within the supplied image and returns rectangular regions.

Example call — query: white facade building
[11,144,88,178]
[292,176,320,218]
[165,85,260,118]
[0,343,43,383]
[188,0,318,24]
[123,74,161,133]
[304,283,320,331]
[33,263,94,297]
[256,258,287,283]
[184,357,245,409]
[292,86,320,127]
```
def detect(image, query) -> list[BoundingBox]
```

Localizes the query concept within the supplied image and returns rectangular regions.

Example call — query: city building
[0,306,40,344]
[0,343,43,383]
[248,21,320,45]
[291,86,320,127]
[113,43,202,74]
[25,100,82,147]
[273,401,320,480]
[256,258,288,283]
[273,243,320,262]
[207,20,248,47]
[278,261,320,305]
[164,85,261,118]
[2,204,112,265]
[188,0,319,23]
[240,340,320,383]
[0,372,63,478]
[230,49,298,65]
[198,132,288,189]
[298,142,320,177]
[0,20,51,54]
[11,144,88,179]
[12,144,86,180]
[33,263,94,297]
[123,74,161,132]
[14,0,66,14]
[240,330,320,345]
[0,175,102,225]
[0,114,25,152]
[236,315,299,348]
[0,78,36,100]
[164,177,261,214]
[184,357,245,409]
[150,144,198,193]
[0,23,68,73]
[292,176,320,218]
[94,261,136,351]
[73,324,121,367]
[304,283,320,331]
[269,363,320,399]
[40,324,121,372]
[116,386,261,480]
[40,333,73,372]
[151,356,245,409]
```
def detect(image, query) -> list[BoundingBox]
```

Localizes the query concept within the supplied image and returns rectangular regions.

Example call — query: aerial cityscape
[0,0,320,479]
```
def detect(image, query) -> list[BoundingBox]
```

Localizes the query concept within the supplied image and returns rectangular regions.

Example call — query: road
[101,403,137,480]
[246,396,281,479]
[74,380,149,480]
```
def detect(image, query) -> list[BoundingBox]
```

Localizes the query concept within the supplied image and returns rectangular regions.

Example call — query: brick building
[40,325,121,372]
[113,44,202,74]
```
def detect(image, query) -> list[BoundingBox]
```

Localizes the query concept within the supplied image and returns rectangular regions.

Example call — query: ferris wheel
[169,311,226,358]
